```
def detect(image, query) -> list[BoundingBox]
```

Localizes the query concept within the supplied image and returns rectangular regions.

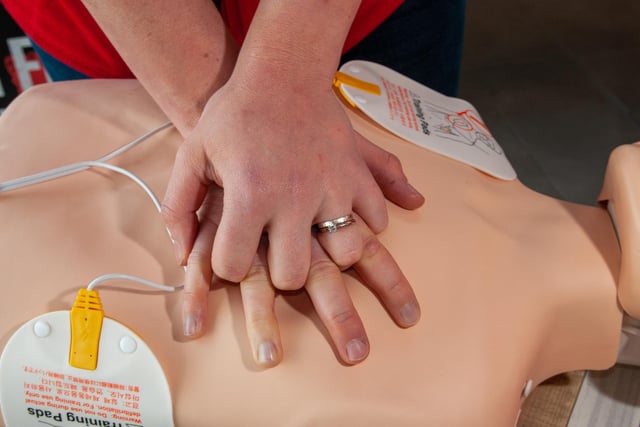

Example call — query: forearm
[232,0,361,96]
[81,0,239,136]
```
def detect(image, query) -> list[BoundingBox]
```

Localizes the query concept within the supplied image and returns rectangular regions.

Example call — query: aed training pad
[0,311,174,427]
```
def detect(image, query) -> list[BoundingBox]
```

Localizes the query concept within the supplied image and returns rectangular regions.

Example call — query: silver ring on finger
[314,214,356,233]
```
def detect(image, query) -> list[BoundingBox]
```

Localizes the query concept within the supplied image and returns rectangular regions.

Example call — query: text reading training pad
[337,60,517,180]
[0,311,174,427]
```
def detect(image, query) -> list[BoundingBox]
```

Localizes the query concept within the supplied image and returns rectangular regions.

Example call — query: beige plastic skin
[599,143,640,319]
[0,80,624,426]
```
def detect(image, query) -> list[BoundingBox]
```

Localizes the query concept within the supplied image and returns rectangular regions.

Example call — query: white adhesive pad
[338,60,517,180]
[0,311,174,427]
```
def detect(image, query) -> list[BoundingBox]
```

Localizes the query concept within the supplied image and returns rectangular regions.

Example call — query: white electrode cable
[0,121,185,293]
[81,160,162,213]
[87,273,180,292]
[0,121,172,193]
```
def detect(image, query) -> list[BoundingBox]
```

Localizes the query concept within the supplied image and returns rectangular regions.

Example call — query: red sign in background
[1,7,49,114]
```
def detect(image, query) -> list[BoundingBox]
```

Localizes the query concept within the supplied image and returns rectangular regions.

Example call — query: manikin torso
[0,80,628,426]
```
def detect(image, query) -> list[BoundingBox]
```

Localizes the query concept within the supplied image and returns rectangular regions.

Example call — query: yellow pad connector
[69,289,104,370]
[333,71,381,108]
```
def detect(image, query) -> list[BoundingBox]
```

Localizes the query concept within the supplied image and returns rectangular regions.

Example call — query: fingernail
[408,183,423,199]
[346,338,368,363]
[184,314,200,337]
[258,341,277,365]
[400,302,420,325]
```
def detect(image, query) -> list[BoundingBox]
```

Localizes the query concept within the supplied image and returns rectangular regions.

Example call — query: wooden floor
[568,365,640,427]
[518,372,585,427]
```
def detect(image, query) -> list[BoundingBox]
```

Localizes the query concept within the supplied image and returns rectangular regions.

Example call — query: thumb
[161,141,209,265]
[355,132,425,210]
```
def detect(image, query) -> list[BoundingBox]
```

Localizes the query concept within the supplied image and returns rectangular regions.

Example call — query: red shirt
[1,0,402,79]
[1,0,133,78]
[221,0,403,53]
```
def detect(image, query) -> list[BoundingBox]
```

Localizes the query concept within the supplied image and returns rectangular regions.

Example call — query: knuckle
[241,284,276,325]
[382,278,408,298]
[332,245,363,270]
[329,308,357,326]
[369,208,388,234]
[185,269,212,294]
[183,276,210,298]
[361,234,383,259]
[236,186,264,207]
[386,279,405,295]
[272,273,305,291]
[384,151,403,173]
[373,151,403,181]
[335,246,361,269]
[182,287,205,301]
[309,257,340,282]
[214,261,248,283]
[246,305,275,326]
[160,202,180,227]
[186,247,209,266]
[243,262,270,286]
[319,236,363,270]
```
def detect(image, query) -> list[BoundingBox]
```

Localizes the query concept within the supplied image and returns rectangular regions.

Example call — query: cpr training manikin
[0,62,638,426]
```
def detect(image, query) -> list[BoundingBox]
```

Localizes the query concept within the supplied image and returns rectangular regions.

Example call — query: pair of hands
[161,74,425,367]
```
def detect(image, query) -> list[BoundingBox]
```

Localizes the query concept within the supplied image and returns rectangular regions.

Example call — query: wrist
[232,0,361,96]
[231,47,336,100]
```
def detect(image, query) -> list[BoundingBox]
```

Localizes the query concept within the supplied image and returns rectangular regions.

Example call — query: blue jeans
[35,0,466,95]
[341,0,467,96]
